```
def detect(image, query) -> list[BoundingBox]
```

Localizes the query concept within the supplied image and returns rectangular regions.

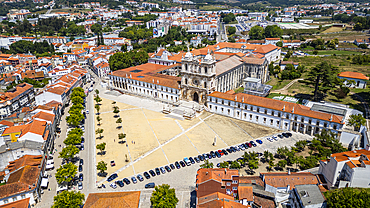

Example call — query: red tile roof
[338,71,369,80]
[84,191,141,208]
[197,192,234,206]
[196,168,239,184]
[238,186,253,201]
[0,120,14,127]
[261,172,319,190]
[0,198,30,208]
[208,91,344,124]
[5,154,42,172]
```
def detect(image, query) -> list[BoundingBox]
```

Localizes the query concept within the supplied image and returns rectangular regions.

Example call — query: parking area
[94,96,295,185]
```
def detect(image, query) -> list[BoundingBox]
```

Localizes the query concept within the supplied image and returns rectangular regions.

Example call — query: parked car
[272,136,278,141]
[215,151,221,158]
[116,180,124,187]
[179,161,186,167]
[256,140,263,144]
[170,164,175,169]
[266,137,273,142]
[175,162,181,169]
[165,166,171,172]
[145,182,155,188]
[250,141,257,147]
[81,137,84,143]
[110,183,117,189]
[78,165,83,172]
[131,177,137,184]
[79,173,83,181]
[198,155,204,161]
[155,168,161,175]
[194,157,200,163]
[218,150,224,156]
[136,174,144,182]
[110,160,115,167]
[183,158,191,166]
[287,132,292,137]
[80,159,83,165]
[107,173,118,182]
[222,149,228,155]
[189,157,195,164]
[160,167,166,174]
[246,142,252,147]
[123,178,130,185]
[277,134,283,138]
[144,172,151,179]
[149,170,156,177]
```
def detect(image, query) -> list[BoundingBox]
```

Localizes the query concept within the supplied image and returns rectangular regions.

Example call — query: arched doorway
[193,92,199,103]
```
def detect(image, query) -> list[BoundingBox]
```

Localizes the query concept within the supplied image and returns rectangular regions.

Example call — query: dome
[204,53,212,61]
[185,51,193,59]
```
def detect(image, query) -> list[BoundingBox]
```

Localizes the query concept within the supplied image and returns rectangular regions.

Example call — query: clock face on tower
[193,79,198,85]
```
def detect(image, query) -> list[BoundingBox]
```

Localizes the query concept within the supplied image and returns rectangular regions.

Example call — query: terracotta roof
[2,125,26,135]
[46,86,68,95]
[197,192,234,206]
[196,168,239,185]
[44,100,62,108]
[0,120,14,127]
[239,176,264,187]
[241,56,266,65]
[0,166,41,199]
[111,63,182,89]
[253,195,275,208]
[5,154,42,172]
[84,191,141,208]
[32,111,55,123]
[198,198,249,208]
[265,38,280,40]
[0,83,33,103]
[253,44,279,54]
[261,172,319,190]
[0,198,30,208]
[208,91,343,124]
[19,120,48,138]
[338,71,369,80]
[331,149,370,161]
[238,186,253,201]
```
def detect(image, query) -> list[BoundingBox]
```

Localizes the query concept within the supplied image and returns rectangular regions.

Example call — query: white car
[266,137,273,142]
[78,182,83,190]
[110,183,117,189]
[272,136,278,141]
[86,110,89,114]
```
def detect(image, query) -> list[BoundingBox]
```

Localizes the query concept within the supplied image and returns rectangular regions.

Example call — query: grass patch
[199,5,226,11]
[267,77,292,90]
[322,26,345,34]
[234,87,244,93]
[51,8,92,13]
[304,50,362,55]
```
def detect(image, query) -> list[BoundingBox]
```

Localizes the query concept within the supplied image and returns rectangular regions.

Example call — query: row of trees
[118,25,153,41]
[333,14,370,31]
[53,87,86,207]
[249,25,283,40]
[1,40,55,56]
[351,54,370,65]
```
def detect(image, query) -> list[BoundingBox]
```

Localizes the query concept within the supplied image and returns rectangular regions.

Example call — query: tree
[348,114,366,131]
[227,26,236,35]
[95,104,100,114]
[55,162,77,185]
[219,161,229,168]
[95,89,99,95]
[96,116,102,125]
[150,184,179,208]
[200,160,213,168]
[277,160,287,169]
[71,88,86,99]
[97,161,107,174]
[66,113,83,127]
[69,103,84,115]
[118,133,126,143]
[116,117,122,128]
[306,61,340,101]
[96,128,104,139]
[71,96,84,105]
[268,160,275,171]
[313,50,318,55]
[325,188,370,208]
[52,190,85,208]
[249,25,264,40]
[264,25,282,38]
[68,128,83,137]
[358,43,368,49]
[248,159,259,170]
[96,142,106,155]
[294,140,307,152]
[64,133,81,145]
[230,161,241,169]
[263,150,270,162]
[91,23,102,34]
[94,95,102,104]
[113,106,120,114]
[59,145,80,161]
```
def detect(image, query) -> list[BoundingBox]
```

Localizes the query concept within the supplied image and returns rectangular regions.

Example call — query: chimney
[330,114,333,121]
[288,169,291,175]
[206,172,208,175]
[234,96,237,101]
[283,105,285,111]
[242,97,244,102]
[292,107,294,113]
[225,168,227,174]
[157,80,159,84]
[130,74,132,78]
[152,79,154,83]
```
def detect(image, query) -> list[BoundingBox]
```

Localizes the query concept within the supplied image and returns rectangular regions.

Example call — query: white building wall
[35,92,63,106]
[0,191,35,205]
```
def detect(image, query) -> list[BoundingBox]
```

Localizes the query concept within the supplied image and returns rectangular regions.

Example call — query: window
[316,121,320,126]
[4,199,8,204]
[270,119,273,125]
[278,112,281,117]
[263,117,266,123]
[294,116,297,121]
[204,82,207,88]
[324,123,328,128]
[185,78,188,85]
[12,197,16,202]
[209,105,212,109]
[256,116,259,120]
[21,195,25,199]
[227,182,231,186]
[232,180,238,184]
[244,113,247,119]
[228,109,230,115]
[272,111,274,116]
[301,118,304,122]
[215,106,217,111]
[285,123,288,127]
[204,67,208,74]
[277,121,280,125]
[286,114,289,119]
[309,119,312,124]
[264,109,267,114]
[232,187,238,190]
[257,108,259,113]
[250,114,252,120]
[245,105,248,110]
[222,100,224,105]
[238,104,240,108]
[334,125,337,130]
[237,111,239,116]
[221,108,224,113]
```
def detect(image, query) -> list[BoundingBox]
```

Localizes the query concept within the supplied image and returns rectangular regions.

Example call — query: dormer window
[204,67,208,74]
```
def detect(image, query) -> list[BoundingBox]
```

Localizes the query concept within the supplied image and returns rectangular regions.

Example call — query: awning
[41,178,49,188]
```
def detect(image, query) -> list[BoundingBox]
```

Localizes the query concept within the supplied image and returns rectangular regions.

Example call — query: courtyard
[93,95,283,184]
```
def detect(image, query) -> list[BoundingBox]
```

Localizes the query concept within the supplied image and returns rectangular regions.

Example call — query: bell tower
[180,50,216,105]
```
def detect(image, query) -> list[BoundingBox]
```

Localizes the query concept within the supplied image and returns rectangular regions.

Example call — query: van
[145,182,155,188]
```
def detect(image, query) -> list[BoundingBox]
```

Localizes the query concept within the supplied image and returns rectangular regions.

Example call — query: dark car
[80,159,84,165]
[277,134,283,138]
[226,149,232,153]
[179,161,186,167]
[189,157,195,164]
[81,137,84,143]
[194,157,200,163]
[198,155,204,161]
[250,141,257,147]
[144,172,151,179]
[222,149,228,155]
[78,165,83,172]
[160,167,166,174]
[256,139,263,144]
[145,182,155,188]
[79,173,83,181]
[175,162,181,169]
[123,178,130,185]
[155,168,161,175]
[56,127,61,133]
[131,177,137,184]
[170,164,175,169]
[116,180,124,187]
[282,133,289,137]
[165,166,171,172]
[207,153,212,159]
[210,151,216,158]
[107,173,118,182]
[287,132,292,137]
[137,174,144,182]
[149,170,156,177]
[215,151,221,158]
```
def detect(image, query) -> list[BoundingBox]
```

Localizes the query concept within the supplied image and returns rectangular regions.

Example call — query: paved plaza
[94,94,283,184]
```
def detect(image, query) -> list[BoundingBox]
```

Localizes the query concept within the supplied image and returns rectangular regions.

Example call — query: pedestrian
[114,139,115,142]
[126,144,128,147]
